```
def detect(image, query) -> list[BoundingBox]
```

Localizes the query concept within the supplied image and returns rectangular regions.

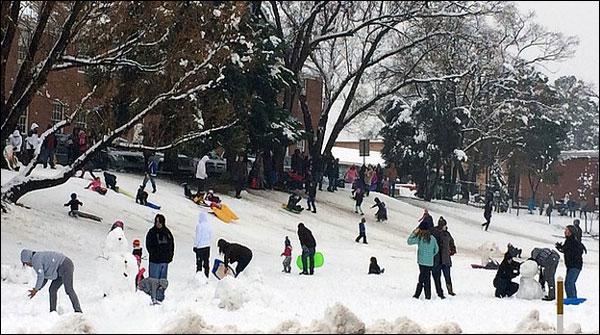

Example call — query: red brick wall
[4,25,96,136]
[519,158,599,209]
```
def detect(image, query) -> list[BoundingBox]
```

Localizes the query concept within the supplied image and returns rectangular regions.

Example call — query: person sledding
[85,177,107,195]
[493,244,522,298]
[286,192,303,213]
[136,185,149,206]
[64,193,102,221]
[371,197,387,222]
[204,190,222,208]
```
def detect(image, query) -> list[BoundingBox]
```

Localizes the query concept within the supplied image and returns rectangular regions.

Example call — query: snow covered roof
[558,150,599,160]
[331,146,385,166]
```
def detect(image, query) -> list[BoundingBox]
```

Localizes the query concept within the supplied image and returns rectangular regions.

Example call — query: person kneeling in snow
[137,271,168,305]
[368,257,384,274]
[493,246,521,298]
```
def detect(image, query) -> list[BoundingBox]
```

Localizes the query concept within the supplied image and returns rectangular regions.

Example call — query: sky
[515,1,599,92]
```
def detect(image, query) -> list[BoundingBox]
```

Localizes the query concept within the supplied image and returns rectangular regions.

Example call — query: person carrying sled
[368,257,384,275]
[297,223,317,275]
[371,197,387,222]
[280,236,292,273]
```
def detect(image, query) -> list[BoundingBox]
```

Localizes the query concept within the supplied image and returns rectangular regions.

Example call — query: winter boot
[446,283,455,296]
[413,283,422,299]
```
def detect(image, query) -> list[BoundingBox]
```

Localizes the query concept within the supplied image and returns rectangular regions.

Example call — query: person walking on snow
[482,195,493,231]
[281,236,292,273]
[353,187,365,215]
[145,214,174,302]
[355,218,368,244]
[306,180,317,213]
[195,154,209,194]
[194,212,213,278]
[555,225,585,299]
[407,220,439,300]
[142,156,158,193]
[20,249,82,313]
[431,217,457,296]
[297,223,317,275]
[217,239,253,277]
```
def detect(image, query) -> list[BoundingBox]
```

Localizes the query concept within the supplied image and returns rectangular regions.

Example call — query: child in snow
[281,236,292,273]
[371,197,387,222]
[204,190,221,207]
[64,193,84,217]
[355,218,367,244]
[369,257,385,274]
[287,193,303,212]
[136,185,148,205]
[132,238,143,267]
[306,180,317,213]
[85,177,107,195]
[353,187,364,215]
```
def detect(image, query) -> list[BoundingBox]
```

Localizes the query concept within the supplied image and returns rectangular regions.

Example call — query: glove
[555,242,562,249]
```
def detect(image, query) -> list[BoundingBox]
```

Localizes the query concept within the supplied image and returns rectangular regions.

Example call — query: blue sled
[563,297,586,305]
[146,202,161,210]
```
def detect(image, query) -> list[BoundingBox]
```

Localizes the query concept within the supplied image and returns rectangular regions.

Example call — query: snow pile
[48,314,96,334]
[367,316,424,333]
[516,260,544,300]
[1,264,35,284]
[515,310,555,333]
[476,242,502,265]
[161,309,219,333]
[273,304,366,334]
[214,277,250,311]
[430,322,462,334]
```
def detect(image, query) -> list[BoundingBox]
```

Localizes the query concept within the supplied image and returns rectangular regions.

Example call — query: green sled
[296,252,325,269]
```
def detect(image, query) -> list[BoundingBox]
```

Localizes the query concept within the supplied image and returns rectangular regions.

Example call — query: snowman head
[519,260,538,278]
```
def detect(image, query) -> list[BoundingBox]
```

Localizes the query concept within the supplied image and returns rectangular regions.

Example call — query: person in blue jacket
[20,249,82,313]
[407,220,439,300]
[142,156,158,193]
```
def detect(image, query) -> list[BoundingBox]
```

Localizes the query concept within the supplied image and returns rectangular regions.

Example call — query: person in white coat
[9,129,22,159]
[194,212,213,277]
[195,154,209,194]
[24,123,40,165]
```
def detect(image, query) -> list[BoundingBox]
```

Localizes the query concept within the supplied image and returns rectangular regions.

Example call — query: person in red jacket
[85,177,107,195]
[280,236,292,273]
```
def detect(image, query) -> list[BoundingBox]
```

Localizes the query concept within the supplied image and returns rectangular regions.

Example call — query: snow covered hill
[1,168,598,333]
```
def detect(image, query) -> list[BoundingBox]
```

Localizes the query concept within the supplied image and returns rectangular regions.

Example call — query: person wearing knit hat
[418,208,434,230]
[556,225,585,298]
[20,249,82,313]
[431,216,456,297]
[281,236,293,273]
[407,224,439,300]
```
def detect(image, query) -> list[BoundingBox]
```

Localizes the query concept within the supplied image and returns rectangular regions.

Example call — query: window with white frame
[52,101,65,132]
[17,109,28,134]
[17,30,32,64]
[75,110,87,129]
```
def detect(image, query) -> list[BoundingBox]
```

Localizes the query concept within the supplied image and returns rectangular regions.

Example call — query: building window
[52,101,65,132]
[75,110,87,129]
[17,109,28,134]
[17,30,32,64]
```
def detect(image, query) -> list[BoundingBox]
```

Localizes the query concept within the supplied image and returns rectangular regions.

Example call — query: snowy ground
[1,167,598,333]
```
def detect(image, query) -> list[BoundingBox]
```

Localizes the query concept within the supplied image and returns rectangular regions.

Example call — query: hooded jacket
[9,130,22,152]
[194,212,213,249]
[297,224,316,248]
[195,155,209,179]
[146,222,175,264]
[21,249,66,290]
[556,228,584,269]
[531,247,560,268]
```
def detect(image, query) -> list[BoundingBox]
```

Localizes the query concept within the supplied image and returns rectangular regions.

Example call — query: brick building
[3,18,95,137]
[519,150,599,209]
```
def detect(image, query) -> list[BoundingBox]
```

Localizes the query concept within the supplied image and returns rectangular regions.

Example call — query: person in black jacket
[231,153,248,199]
[493,250,521,298]
[368,257,384,274]
[217,239,253,277]
[371,197,387,222]
[145,214,174,302]
[482,195,493,231]
[136,185,148,206]
[297,223,317,275]
[306,180,317,213]
[431,217,457,296]
[556,225,584,298]
[103,172,118,192]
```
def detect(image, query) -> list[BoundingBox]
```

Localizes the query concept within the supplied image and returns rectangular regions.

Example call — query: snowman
[98,224,138,297]
[515,260,544,300]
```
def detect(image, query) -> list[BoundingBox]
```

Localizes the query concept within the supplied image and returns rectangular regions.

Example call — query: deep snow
[1,167,598,333]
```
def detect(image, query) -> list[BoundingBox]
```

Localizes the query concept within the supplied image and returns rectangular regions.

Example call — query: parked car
[192,151,226,175]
